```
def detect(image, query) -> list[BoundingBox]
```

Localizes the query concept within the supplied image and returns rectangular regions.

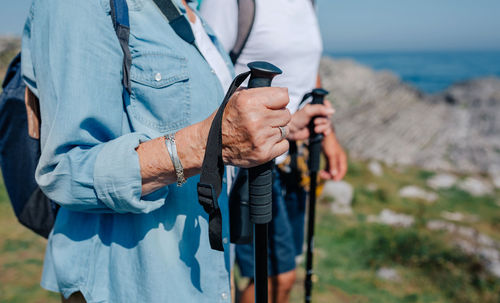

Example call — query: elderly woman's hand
[221,87,291,168]
[137,87,291,194]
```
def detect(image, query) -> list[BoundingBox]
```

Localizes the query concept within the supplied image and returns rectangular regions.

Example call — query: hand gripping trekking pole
[304,88,329,303]
[247,61,282,303]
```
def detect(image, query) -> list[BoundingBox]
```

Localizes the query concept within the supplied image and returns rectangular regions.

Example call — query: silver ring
[279,126,287,140]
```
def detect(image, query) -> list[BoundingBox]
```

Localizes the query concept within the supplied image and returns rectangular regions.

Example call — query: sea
[327,51,500,94]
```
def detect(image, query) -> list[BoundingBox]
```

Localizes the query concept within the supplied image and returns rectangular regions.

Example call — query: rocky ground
[312,160,500,302]
[320,57,500,178]
[0,37,20,78]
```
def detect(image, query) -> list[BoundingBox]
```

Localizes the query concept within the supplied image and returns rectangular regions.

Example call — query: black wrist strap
[197,71,251,251]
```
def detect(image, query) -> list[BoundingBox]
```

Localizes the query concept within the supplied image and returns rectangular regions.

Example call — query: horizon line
[325,49,500,54]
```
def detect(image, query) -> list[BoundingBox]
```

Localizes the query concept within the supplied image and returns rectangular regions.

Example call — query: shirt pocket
[129,51,190,133]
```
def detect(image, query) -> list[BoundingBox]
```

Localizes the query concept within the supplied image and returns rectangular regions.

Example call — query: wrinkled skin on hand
[221,87,291,168]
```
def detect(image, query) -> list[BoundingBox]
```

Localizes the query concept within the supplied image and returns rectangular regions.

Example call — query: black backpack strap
[197,71,251,251]
[110,0,195,93]
[230,0,256,64]
[152,0,195,44]
[110,0,132,94]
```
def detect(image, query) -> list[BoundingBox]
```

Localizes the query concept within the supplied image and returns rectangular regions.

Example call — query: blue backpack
[0,0,133,238]
[0,53,56,238]
[0,0,197,238]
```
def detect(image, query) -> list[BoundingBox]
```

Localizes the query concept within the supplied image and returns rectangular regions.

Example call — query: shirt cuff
[93,133,168,213]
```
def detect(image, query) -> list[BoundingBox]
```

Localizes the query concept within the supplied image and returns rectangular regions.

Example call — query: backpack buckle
[197,183,220,214]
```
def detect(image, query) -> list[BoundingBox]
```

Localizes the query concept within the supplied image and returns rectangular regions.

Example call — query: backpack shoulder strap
[230,0,255,64]
[110,0,132,93]
[152,0,195,45]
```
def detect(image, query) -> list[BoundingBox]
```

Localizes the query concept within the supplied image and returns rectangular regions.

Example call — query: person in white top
[201,0,348,302]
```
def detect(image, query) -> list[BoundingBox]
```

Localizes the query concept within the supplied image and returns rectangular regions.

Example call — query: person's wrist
[173,115,212,179]
[164,133,186,186]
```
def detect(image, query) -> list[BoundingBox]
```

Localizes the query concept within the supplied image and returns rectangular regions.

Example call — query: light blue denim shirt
[21,0,234,301]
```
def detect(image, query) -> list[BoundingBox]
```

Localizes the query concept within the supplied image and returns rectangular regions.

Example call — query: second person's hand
[287,101,335,141]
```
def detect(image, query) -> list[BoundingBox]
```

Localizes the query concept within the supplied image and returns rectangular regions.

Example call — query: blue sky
[1,0,500,52]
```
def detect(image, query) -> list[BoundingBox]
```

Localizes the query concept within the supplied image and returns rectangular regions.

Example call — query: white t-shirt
[189,15,236,191]
[190,15,233,92]
[200,0,323,163]
[200,0,322,113]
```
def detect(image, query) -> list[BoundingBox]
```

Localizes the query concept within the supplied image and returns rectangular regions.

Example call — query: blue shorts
[235,170,307,278]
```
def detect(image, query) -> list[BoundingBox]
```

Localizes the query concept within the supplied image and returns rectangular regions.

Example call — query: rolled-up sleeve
[23,0,167,213]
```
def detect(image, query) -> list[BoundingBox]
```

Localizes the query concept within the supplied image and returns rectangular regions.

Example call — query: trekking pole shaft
[305,171,318,303]
[254,223,268,302]
[304,88,329,303]
[247,61,282,303]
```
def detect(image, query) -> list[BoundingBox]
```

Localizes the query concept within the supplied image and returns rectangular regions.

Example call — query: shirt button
[154,72,162,81]
[211,69,216,74]
[223,237,228,244]
[221,292,228,300]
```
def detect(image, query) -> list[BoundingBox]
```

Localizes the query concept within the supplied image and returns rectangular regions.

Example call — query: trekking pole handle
[247,61,282,224]
[308,88,329,172]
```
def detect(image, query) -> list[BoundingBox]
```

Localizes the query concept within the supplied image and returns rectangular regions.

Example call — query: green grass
[0,157,499,302]
[0,178,59,303]
[287,159,500,303]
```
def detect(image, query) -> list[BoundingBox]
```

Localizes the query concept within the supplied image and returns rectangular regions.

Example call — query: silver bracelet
[164,133,186,187]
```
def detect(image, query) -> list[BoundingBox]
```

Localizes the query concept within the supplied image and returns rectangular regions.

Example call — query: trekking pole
[247,61,282,303]
[304,88,329,303]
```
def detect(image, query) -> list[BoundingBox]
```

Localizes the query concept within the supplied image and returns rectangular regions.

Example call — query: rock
[366,183,378,192]
[319,57,500,175]
[376,267,401,282]
[457,226,476,239]
[454,238,476,255]
[368,209,414,227]
[427,220,456,232]
[399,185,438,203]
[479,248,500,262]
[322,181,353,215]
[427,174,457,189]
[478,234,495,247]
[368,161,383,177]
[490,171,500,189]
[441,211,479,223]
[489,262,500,278]
[441,211,465,222]
[458,177,493,196]
[427,219,500,278]
[493,176,500,189]
[330,203,353,215]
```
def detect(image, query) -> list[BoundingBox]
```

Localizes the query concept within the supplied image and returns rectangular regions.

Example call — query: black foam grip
[246,62,282,225]
[307,88,328,172]
[249,162,273,224]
